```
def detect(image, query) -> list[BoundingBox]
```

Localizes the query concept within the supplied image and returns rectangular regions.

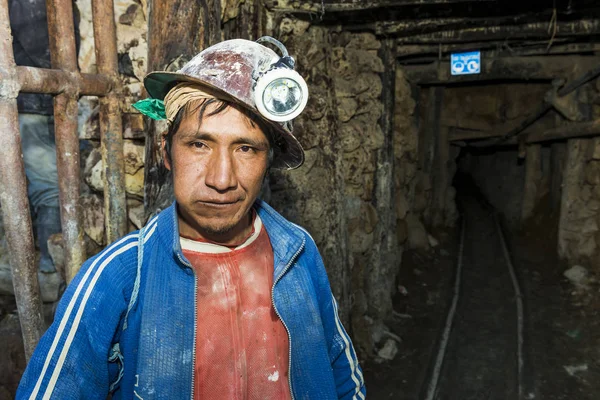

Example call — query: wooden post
[367,38,397,322]
[418,86,443,226]
[419,86,444,172]
[550,142,567,211]
[558,139,585,259]
[433,125,450,226]
[145,0,222,218]
[521,145,542,221]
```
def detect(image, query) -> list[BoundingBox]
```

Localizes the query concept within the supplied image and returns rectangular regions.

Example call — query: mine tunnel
[1,0,599,399]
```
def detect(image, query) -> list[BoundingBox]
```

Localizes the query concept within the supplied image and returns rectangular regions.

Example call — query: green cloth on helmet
[132,98,166,120]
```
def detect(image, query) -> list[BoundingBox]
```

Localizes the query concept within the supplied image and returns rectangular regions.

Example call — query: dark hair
[163,98,277,167]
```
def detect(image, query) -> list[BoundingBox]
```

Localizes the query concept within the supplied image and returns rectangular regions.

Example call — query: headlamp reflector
[254,68,308,122]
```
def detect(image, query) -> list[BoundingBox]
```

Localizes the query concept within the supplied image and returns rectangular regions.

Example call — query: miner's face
[164,103,270,244]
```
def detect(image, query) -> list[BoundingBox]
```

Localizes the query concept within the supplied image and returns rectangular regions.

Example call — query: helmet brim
[144,71,305,170]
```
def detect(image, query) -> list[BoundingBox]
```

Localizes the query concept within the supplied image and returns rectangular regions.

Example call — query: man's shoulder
[80,231,141,280]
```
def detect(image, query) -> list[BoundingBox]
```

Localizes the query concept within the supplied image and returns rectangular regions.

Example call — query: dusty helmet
[144,37,307,170]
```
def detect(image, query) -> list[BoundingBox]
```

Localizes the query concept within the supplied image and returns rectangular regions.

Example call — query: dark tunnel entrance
[364,75,600,399]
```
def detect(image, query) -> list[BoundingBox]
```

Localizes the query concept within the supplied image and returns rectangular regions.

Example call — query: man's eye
[191,142,205,149]
[240,145,253,153]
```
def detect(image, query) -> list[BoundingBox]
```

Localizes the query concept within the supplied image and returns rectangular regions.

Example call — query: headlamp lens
[262,78,303,116]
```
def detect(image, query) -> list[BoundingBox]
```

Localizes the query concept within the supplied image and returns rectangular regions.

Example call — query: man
[17,38,366,399]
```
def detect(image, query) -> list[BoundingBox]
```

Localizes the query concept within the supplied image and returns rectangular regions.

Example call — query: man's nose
[204,149,237,192]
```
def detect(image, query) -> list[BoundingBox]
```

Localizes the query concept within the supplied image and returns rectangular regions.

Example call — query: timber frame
[0,0,126,360]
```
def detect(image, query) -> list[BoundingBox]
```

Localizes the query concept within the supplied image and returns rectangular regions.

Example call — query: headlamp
[253,37,309,122]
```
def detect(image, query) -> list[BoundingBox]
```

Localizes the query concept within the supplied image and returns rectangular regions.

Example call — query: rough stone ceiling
[265,0,600,63]
[272,0,600,47]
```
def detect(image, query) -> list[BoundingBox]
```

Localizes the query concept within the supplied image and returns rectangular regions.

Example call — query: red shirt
[181,217,292,400]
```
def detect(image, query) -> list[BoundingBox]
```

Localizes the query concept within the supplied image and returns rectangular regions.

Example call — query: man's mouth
[198,200,241,207]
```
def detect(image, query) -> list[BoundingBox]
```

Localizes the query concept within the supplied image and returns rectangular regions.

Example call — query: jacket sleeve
[304,235,366,400]
[16,237,136,400]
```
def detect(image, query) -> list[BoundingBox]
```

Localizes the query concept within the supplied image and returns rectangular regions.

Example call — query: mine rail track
[422,196,527,400]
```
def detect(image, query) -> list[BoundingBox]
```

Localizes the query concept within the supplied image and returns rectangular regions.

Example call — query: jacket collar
[158,200,305,277]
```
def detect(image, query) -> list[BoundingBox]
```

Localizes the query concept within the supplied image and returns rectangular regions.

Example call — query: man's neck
[177,209,254,247]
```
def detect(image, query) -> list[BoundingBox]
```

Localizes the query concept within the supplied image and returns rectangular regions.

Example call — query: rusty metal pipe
[93,0,127,242]
[54,94,86,282]
[17,66,113,96]
[0,0,44,361]
[46,0,78,72]
[46,0,86,281]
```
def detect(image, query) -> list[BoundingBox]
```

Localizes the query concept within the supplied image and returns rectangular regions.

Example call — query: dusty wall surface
[556,82,600,269]
[558,138,600,267]
[268,23,353,327]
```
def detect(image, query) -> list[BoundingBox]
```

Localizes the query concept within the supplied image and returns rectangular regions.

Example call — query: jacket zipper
[176,253,197,400]
[271,237,305,400]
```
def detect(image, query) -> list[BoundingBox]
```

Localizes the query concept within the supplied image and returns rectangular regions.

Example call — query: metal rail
[424,218,465,400]
[0,0,126,358]
[495,213,525,400]
[424,211,525,399]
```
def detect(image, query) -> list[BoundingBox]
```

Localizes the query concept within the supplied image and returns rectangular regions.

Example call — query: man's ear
[161,134,171,171]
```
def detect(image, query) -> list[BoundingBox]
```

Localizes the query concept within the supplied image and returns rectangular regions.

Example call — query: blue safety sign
[450,51,481,75]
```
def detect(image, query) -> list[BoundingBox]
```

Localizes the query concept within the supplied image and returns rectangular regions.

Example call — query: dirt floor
[362,237,458,399]
[510,198,600,400]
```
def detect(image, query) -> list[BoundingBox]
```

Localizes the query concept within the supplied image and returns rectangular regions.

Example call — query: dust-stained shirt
[181,215,292,400]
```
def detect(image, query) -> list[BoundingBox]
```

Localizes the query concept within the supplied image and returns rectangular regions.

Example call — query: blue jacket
[17,200,366,399]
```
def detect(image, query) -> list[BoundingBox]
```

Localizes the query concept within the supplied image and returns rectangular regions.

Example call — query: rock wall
[269,22,352,325]
[558,138,600,267]
[329,31,392,355]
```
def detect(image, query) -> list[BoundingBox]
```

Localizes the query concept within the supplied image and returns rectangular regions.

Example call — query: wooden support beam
[550,142,567,210]
[404,56,600,85]
[367,38,398,321]
[526,120,600,143]
[521,145,542,221]
[147,0,220,72]
[365,12,554,37]
[419,86,444,171]
[450,119,600,145]
[433,125,450,226]
[264,0,492,13]
[145,0,222,219]
[396,19,600,44]
[557,139,586,259]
